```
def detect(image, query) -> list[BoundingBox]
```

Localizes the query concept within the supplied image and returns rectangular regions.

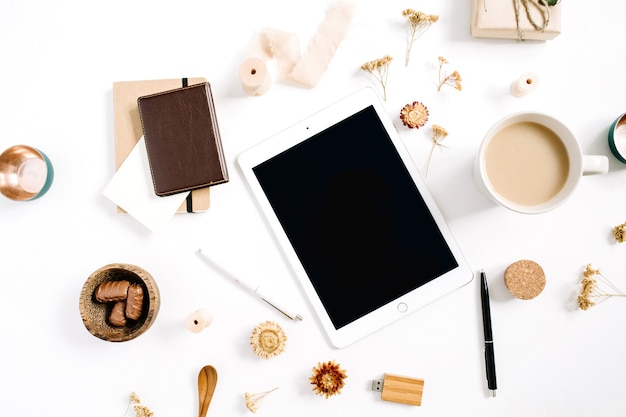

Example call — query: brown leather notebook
[138,82,229,196]
[112,78,211,213]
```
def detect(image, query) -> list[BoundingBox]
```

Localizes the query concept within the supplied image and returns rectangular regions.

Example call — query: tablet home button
[397,302,408,313]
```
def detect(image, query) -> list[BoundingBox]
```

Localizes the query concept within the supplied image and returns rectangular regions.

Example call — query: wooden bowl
[79,263,160,342]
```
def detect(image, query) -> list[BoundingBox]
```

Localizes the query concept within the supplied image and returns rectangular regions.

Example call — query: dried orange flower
[402,9,439,66]
[361,55,393,101]
[310,360,347,398]
[124,392,154,417]
[437,56,462,92]
[613,222,626,243]
[250,321,287,359]
[244,387,278,413]
[400,101,429,129]
[577,264,626,310]
[425,124,449,178]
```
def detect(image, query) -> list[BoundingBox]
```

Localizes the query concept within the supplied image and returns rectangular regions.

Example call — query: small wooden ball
[504,260,546,300]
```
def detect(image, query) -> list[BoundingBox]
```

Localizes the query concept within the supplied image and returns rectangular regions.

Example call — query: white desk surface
[2,1,626,416]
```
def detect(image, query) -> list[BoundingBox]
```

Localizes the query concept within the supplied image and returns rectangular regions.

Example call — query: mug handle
[582,155,609,176]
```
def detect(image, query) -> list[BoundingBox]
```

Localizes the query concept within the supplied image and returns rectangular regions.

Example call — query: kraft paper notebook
[138,82,229,197]
[112,77,211,213]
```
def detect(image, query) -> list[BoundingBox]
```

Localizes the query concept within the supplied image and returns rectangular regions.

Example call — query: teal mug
[0,145,54,201]
[608,112,626,163]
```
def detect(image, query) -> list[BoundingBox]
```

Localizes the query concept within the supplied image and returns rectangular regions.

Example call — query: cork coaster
[504,260,546,300]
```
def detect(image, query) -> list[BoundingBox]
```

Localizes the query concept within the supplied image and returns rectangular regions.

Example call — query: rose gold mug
[0,145,54,201]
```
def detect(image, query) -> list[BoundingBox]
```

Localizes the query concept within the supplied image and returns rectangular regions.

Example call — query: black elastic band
[186,194,193,212]
[182,77,193,213]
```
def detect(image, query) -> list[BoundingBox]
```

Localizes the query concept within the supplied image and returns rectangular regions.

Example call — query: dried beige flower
[425,124,449,178]
[613,222,626,243]
[400,101,429,129]
[129,392,141,404]
[244,387,278,413]
[437,56,462,92]
[124,392,154,417]
[577,264,626,310]
[250,321,287,359]
[432,124,448,140]
[133,405,154,417]
[310,360,347,398]
[583,264,600,278]
[578,276,596,310]
[361,55,393,101]
[402,9,439,66]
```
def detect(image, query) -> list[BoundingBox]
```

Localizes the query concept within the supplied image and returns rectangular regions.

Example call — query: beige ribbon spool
[239,0,354,96]
[239,58,273,96]
[186,308,213,333]
[511,72,539,97]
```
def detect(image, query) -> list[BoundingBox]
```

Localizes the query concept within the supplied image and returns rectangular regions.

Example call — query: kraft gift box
[470,0,562,41]
[112,78,211,213]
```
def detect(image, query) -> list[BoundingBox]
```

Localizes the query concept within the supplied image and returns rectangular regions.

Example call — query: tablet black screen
[253,105,458,329]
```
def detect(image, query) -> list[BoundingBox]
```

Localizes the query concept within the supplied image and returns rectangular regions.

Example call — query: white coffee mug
[474,112,608,214]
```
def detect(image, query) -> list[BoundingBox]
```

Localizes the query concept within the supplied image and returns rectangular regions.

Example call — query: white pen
[195,249,303,321]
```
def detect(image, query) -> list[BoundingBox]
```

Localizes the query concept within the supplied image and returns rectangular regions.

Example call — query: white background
[1,1,626,416]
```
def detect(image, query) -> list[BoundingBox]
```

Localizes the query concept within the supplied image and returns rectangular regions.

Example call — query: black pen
[480,269,497,397]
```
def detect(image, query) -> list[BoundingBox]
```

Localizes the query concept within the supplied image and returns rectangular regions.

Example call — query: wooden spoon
[197,365,218,417]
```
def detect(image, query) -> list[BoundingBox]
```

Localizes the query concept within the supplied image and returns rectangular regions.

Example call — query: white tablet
[237,87,473,348]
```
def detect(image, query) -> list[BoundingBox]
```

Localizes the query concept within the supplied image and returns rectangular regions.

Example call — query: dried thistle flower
[425,124,449,178]
[124,392,154,417]
[577,264,626,310]
[244,387,278,413]
[361,55,393,101]
[309,360,347,398]
[437,56,462,92]
[613,222,626,243]
[400,101,429,129]
[402,9,439,66]
[250,321,287,359]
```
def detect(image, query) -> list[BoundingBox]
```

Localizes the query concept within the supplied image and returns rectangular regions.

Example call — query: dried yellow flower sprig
[124,392,154,417]
[437,56,462,92]
[402,9,439,66]
[578,264,626,310]
[612,222,626,243]
[310,360,347,398]
[361,55,393,101]
[244,387,278,413]
[425,125,449,178]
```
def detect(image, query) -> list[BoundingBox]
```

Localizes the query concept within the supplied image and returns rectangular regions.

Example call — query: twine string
[514,0,551,40]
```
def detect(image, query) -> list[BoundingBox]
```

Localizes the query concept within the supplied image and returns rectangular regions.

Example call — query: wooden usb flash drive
[371,373,424,406]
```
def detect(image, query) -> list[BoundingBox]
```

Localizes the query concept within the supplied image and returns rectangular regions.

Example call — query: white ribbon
[240,0,354,94]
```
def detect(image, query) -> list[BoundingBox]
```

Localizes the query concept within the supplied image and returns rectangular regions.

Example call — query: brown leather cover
[138,82,229,196]
[112,78,211,212]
